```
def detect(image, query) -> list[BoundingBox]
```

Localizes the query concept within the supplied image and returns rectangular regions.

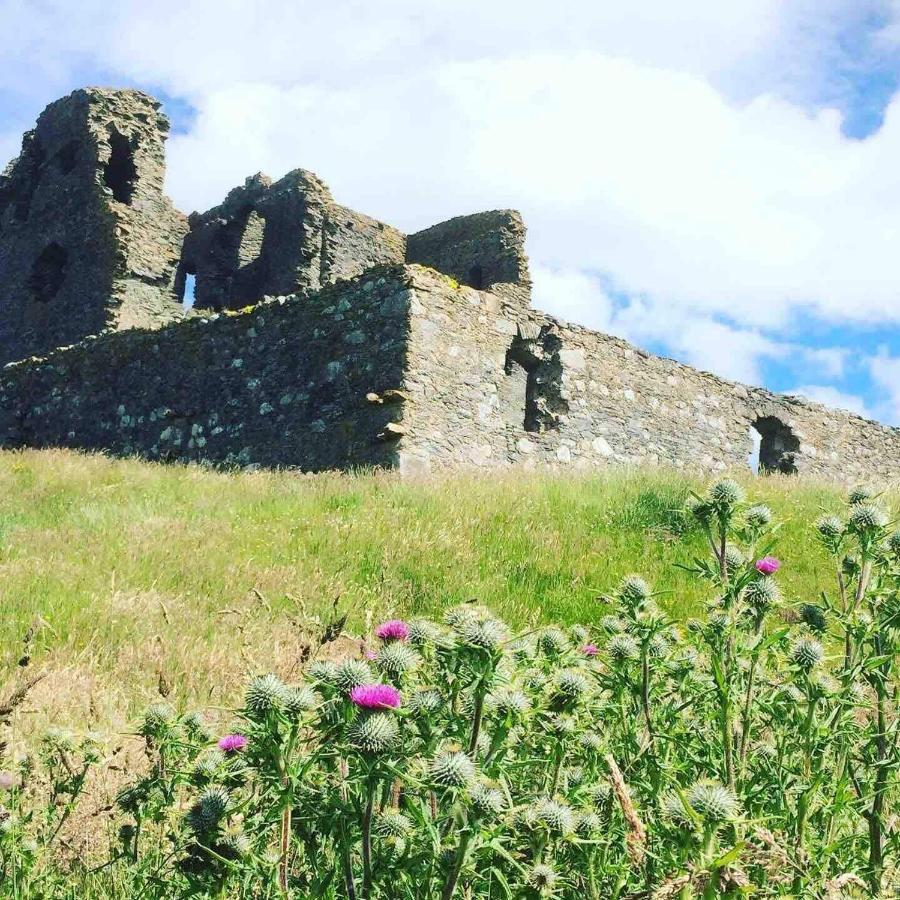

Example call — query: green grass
[0,448,889,736]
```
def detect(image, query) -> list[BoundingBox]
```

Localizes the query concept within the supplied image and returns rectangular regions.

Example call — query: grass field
[0,448,887,745]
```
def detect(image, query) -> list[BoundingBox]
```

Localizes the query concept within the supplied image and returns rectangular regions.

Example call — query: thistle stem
[361,787,375,899]
[440,830,471,900]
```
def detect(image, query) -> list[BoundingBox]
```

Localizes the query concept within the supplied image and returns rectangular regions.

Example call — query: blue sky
[2,0,900,423]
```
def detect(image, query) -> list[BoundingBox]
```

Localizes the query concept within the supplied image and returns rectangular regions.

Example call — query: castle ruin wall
[178,170,406,311]
[0,264,894,480]
[405,210,532,307]
[398,268,900,481]
[0,268,413,470]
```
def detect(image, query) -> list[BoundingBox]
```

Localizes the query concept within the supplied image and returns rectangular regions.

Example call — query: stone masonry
[0,89,187,364]
[0,88,898,480]
[177,170,406,311]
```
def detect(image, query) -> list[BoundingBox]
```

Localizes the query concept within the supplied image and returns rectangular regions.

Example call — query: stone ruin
[0,88,899,480]
[0,89,188,364]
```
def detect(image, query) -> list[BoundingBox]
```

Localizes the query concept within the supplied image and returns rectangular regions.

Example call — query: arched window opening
[103,129,138,204]
[29,243,68,303]
[748,415,799,475]
[468,263,485,290]
[182,273,197,309]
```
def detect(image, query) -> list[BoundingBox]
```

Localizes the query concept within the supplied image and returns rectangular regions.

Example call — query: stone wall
[0,262,897,480]
[0,269,413,470]
[0,89,187,365]
[178,170,405,311]
[406,210,532,307]
[398,268,900,481]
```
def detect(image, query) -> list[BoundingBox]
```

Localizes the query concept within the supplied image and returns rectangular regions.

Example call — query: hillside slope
[0,449,886,738]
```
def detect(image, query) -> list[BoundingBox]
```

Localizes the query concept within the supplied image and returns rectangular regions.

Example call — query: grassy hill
[0,448,884,739]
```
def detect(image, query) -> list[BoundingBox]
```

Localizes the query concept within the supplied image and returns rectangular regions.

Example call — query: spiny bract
[376,643,420,677]
[347,712,400,754]
[709,478,745,507]
[334,659,374,691]
[688,781,738,825]
[430,750,476,789]
[790,637,824,671]
[187,787,229,834]
[245,674,288,716]
[849,504,888,532]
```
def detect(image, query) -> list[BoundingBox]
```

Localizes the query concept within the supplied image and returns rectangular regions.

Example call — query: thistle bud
[244,674,288,717]
[527,863,558,893]
[376,643,420,678]
[618,574,652,607]
[537,627,569,656]
[709,479,744,507]
[599,615,625,633]
[790,637,824,671]
[798,603,827,634]
[848,504,888,534]
[469,781,506,817]
[334,659,374,691]
[284,685,317,716]
[408,618,441,646]
[745,504,773,528]
[723,545,745,573]
[848,486,873,506]
[816,515,844,542]
[187,787,229,834]
[348,712,400,754]
[490,688,531,719]
[374,808,412,837]
[408,689,442,715]
[137,705,175,742]
[743,577,781,613]
[192,751,226,786]
[218,829,251,859]
[607,634,640,662]
[430,750,476,789]
[308,660,340,685]
[534,798,576,835]
[552,668,591,703]
[688,780,738,825]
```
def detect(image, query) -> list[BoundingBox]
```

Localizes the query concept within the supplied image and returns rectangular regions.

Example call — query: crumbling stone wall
[1,264,895,480]
[406,210,532,307]
[178,170,406,311]
[396,268,900,481]
[0,89,187,364]
[0,269,412,470]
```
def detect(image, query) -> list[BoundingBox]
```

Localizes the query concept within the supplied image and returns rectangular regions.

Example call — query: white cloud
[0,0,783,98]
[786,384,870,417]
[3,0,900,419]
[530,265,616,334]
[154,50,900,338]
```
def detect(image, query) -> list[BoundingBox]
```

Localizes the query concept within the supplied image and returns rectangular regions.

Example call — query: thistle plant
[5,482,900,898]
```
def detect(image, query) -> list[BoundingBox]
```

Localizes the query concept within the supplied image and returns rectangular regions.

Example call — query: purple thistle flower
[375,619,410,642]
[755,556,781,575]
[581,644,600,657]
[350,683,402,710]
[364,648,378,661]
[217,733,248,753]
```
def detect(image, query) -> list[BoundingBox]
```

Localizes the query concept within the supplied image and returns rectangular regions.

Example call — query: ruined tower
[178,169,406,311]
[0,88,188,364]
